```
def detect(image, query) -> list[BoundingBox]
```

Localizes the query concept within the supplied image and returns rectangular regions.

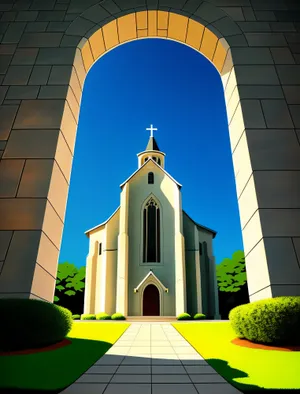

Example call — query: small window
[99,243,102,255]
[157,158,161,165]
[148,172,154,184]
[152,156,157,162]
[144,157,148,164]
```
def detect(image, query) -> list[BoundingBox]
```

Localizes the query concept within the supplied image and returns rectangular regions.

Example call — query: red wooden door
[143,284,160,316]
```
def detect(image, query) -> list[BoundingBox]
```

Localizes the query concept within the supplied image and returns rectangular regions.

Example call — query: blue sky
[59,38,244,268]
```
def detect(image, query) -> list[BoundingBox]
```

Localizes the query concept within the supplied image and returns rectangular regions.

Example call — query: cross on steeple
[146,124,157,138]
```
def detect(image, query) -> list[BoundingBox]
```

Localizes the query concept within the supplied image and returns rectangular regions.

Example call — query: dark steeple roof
[146,136,160,151]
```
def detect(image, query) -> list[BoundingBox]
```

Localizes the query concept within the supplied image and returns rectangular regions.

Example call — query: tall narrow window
[99,243,102,255]
[199,243,202,255]
[157,158,161,166]
[148,172,154,184]
[143,198,160,262]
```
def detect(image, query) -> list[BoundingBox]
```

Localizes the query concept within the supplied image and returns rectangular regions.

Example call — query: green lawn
[0,322,130,392]
[173,322,300,392]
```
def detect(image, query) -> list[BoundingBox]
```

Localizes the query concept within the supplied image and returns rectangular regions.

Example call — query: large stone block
[38,85,69,99]
[0,231,43,293]
[234,65,279,85]
[168,13,188,42]
[42,200,64,247]
[276,65,300,84]
[246,129,300,170]
[246,32,287,46]
[0,105,18,140]
[261,99,294,128]
[0,55,12,74]
[185,18,204,50]
[3,65,33,85]
[3,129,60,158]
[117,13,137,43]
[28,65,51,85]
[2,22,26,43]
[0,159,24,197]
[231,47,273,64]
[11,47,38,64]
[0,231,13,261]
[81,4,110,24]
[6,85,39,99]
[48,65,72,84]
[270,47,295,64]
[13,99,65,129]
[36,47,76,65]
[17,159,53,198]
[19,32,63,47]
[0,198,47,230]
[89,28,105,60]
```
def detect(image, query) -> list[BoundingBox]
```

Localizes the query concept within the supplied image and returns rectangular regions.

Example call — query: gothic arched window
[143,198,160,262]
[148,172,154,184]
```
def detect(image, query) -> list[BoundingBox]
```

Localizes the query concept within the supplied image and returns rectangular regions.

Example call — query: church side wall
[127,162,178,316]
[84,229,103,314]
[198,231,219,318]
[183,213,198,316]
[103,211,119,315]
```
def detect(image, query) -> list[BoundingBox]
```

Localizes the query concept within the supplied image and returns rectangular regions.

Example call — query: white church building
[84,125,220,318]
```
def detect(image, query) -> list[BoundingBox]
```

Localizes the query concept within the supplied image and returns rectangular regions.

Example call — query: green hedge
[177,313,191,320]
[194,313,206,320]
[0,299,73,352]
[96,312,111,320]
[72,314,81,320]
[111,313,125,320]
[229,296,300,346]
[81,314,96,320]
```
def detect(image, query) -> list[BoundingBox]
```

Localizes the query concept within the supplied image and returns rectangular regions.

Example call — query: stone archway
[0,1,299,304]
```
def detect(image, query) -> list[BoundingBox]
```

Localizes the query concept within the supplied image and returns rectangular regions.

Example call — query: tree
[216,251,249,319]
[216,250,247,292]
[54,262,86,314]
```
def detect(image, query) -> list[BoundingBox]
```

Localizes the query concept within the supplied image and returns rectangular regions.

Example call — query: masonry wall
[0,0,299,303]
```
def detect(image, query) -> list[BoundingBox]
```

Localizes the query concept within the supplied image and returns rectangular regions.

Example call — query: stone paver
[60,323,242,394]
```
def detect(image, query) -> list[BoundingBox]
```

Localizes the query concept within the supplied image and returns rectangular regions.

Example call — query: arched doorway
[143,284,160,316]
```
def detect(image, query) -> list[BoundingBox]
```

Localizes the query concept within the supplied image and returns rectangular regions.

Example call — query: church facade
[84,126,220,318]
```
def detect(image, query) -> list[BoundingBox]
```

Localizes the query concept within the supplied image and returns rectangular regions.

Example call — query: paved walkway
[62,323,242,394]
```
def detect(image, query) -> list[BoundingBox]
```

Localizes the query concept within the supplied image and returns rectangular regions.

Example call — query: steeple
[137,124,166,169]
[145,124,160,151]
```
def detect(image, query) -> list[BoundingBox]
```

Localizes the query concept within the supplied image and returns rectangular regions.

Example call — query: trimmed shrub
[72,314,81,320]
[229,296,300,346]
[0,298,72,352]
[194,313,206,320]
[96,312,111,320]
[111,313,126,320]
[177,313,192,320]
[81,314,96,320]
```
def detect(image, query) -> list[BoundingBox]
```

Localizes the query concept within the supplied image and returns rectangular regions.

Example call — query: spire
[146,136,160,151]
[145,124,160,151]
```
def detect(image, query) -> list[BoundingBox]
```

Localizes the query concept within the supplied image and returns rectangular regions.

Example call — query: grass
[0,322,129,392]
[173,322,300,392]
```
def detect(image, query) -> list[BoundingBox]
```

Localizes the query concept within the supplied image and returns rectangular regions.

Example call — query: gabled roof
[183,210,217,238]
[146,136,160,151]
[120,158,182,189]
[134,270,168,293]
[85,207,120,237]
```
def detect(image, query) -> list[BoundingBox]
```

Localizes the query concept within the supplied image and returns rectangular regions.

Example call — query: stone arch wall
[0,0,300,303]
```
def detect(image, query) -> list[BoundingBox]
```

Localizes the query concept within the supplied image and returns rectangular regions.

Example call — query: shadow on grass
[207,358,300,393]
[1,346,299,394]
[0,337,112,394]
